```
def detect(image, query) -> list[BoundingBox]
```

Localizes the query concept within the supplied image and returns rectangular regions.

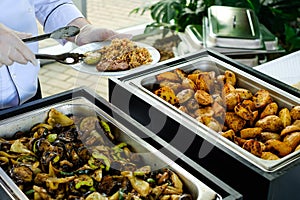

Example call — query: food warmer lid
[206,6,263,49]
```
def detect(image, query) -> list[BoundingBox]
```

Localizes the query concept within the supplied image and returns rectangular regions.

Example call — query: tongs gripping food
[35,53,85,65]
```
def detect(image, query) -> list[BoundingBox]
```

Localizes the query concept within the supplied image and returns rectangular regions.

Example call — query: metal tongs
[23,26,80,43]
[23,25,85,64]
[35,53,85,65]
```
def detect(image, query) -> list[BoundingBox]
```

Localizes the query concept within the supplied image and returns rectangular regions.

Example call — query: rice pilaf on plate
[88,38,153,72]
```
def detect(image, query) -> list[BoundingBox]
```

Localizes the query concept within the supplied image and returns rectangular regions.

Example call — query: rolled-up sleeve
[35,0,84,33]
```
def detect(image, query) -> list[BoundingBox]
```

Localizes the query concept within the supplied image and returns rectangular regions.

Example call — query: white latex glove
[74,24,132,46]
[0,24,37,66]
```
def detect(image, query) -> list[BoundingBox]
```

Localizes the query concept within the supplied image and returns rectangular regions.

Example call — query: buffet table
[0,25,298,200]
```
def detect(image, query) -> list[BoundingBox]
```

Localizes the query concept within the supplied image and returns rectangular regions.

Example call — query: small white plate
[71,41,160,76]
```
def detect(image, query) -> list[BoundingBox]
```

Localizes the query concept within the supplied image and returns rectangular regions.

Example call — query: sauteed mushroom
[10,165,33,184]
[0,109,194,200]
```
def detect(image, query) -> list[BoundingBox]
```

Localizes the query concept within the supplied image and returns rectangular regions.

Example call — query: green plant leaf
[132,0,299,53]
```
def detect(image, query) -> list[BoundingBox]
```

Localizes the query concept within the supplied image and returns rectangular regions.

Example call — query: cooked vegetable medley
[153,68,300,160]
[0,108,193,200]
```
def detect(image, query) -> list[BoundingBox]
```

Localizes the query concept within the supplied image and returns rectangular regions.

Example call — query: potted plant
[131,0,299,53]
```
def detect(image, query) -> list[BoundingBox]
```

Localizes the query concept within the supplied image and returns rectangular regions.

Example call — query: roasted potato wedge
[252,89,273,109]
[216,74,226,84]
[249,110,259,127]
[194,90,213,106]
[176,89,194,104]
[280,125,300,137]
[194,107,214,118]
[185,99,199,111]
[265,139,292,157]
[224,70,236,86]
[283,131,300,150]
[174,68,187,80]
[290,106,300,120]
[255,115,283,132]
[242,139,262,157]
[222,83,235,96]
[181,78,197,91]
[293,120,300,127]
[159,81,182,94]
[295,144,300,151]
[241,99,256,112]
[195,72,214,92]
[240,127,262,139]
[178,106,188,113]
[279,108,292,128]
[260,102,278,119]
[154,86,179,105]
[225,112,246,133]
[233,136,247,146]
[199,116,222,132]
[187,73,198,83]
[260,132,281,142]
[212,101,226,119]
[234,103,253,120]
[221,129,235,141]
[235,88,253,100]
[225,92,240,111]
[156,72,181,82]
[261,152,279,160]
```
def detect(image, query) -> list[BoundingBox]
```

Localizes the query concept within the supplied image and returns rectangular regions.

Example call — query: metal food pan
[0,97,220,200]
[125,55,300,172]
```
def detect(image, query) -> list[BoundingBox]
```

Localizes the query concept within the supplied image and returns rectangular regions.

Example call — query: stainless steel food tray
[0,97,221,200]
[123,54,300,172]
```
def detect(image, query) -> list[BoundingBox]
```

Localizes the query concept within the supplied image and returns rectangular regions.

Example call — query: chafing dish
[182,6,283,57]
[108,50,300,200]
[0,88,240,200]
[127,56,300,172]
[206,6,263,49]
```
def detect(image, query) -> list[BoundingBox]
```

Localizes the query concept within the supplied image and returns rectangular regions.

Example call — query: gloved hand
[0,24,37,66]
[74,24,132,46]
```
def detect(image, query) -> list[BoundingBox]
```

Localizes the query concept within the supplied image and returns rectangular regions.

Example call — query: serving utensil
[23,26,80,43]
[35,53,85,65]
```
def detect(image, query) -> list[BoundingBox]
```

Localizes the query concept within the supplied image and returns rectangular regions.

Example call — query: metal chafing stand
[108,49,300,200]
[0,87,241,200]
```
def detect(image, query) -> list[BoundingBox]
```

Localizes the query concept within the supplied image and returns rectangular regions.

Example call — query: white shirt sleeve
[34,0,84,33]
